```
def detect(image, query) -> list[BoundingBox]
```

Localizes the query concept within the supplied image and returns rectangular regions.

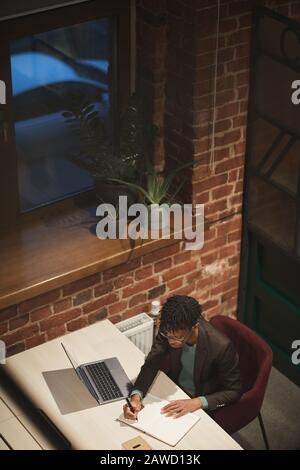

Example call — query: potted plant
[106,158,199,233]
[63,91,156,207]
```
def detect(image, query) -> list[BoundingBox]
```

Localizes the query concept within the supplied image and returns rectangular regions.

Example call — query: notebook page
[118,393,200,447]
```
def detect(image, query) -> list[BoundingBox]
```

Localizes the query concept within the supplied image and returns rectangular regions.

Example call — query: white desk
[2,319,241,450]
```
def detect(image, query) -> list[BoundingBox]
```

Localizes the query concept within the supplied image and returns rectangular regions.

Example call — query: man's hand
[123,394,144,420]
[160,398,202,418]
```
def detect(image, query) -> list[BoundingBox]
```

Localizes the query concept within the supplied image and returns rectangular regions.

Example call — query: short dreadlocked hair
[159,295,202,333]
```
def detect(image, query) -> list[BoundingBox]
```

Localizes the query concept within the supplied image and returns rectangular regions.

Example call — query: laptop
[61,343,132,404]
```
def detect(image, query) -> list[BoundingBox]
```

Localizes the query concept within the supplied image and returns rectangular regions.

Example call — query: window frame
[0,0,131,230]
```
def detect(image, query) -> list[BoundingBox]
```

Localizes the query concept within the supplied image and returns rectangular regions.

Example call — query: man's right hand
[123,394,144,420]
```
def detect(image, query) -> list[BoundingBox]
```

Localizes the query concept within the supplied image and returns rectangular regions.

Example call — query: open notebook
[117,394,200,447]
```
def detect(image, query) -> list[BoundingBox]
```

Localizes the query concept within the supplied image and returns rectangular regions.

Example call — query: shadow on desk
[43,368,98,415]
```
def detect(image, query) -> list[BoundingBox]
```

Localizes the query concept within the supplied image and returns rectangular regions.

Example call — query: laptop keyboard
[85,361,123,401]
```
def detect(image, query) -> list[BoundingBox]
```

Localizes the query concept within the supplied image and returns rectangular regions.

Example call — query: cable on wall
[209,0,221,173]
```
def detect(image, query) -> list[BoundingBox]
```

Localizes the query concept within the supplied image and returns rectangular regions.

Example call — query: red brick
[83,294,119,314]
[62,274,100,296]
[129,294,147,308]
[167,277,184,292]
[236,43,250,58]
[122,278,158,298]
[227,57,249,73]
[206,305,223,320]
[205,199,228,216]
[228,230,242,243]
[228,28,251,46]
[2,325,39,346]
[215,129,241,148]
[0,305,18,321]
[30,306,53,323]
[123,303,150,320]
[228,254,239,266]
[200,252,218,265]
[109,314,123,324]
[234,141,246,155]
[220,18,238,33]
[0,321,8,335]
[175,284,196,297]
[202,235,227,254]
[228,169,239,183]
[228,1,251,16]
[202,299,219,312]
[173,251,191,265]
[215,156,244,174]
[67,317,88,332]
[40,308,81,331]
[194,190,210,205]
[216,218,241,237]
[26,334,46,349]
[73,289,93,306]
[217,103,240,121]
[103,259,141,281]
[222,288,238,302]
[185,270,201,285]
[216,89,235,107]
[215,119,232,134]
[108,301,128,316]
[217,75,235,92]
[235,180,244,193]
[230,193,243,206]
[143,243,179,265]
[9,314,29,331]
[211,278,239,297]
[53,298,72,314]
[195,277,213,291]
[135,266,153,281]
[236,71,249,87]
[19,289,60,314]
[114,276,133,289]
[88,308,108,324]
[154,258,172,272]
[163,261,197,282]
[46,325,66,341]
[193,174,228,193]
[94,282,113,298]
[219,244,237,259]
[212,184,234,199]
[7,342,25,357]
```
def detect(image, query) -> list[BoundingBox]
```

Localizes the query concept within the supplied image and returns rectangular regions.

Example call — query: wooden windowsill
[0,202,179,310]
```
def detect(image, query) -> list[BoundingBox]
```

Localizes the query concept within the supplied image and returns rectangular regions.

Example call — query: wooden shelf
[0,202,178,310]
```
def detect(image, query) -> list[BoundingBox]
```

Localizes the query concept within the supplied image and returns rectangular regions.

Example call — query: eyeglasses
[160,330,192,344]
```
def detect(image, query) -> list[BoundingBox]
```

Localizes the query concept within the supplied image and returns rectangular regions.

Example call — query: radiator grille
[116,313,154,356]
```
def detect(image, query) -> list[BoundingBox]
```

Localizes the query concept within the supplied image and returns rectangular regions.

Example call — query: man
[123,295,242,420]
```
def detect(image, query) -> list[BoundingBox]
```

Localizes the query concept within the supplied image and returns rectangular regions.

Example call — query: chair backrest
[210,315,273,395]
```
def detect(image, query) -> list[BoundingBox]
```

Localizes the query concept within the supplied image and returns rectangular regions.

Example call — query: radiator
[116,313,154,356]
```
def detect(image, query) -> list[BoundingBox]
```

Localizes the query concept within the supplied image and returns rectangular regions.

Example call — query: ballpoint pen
[126,397,138,421]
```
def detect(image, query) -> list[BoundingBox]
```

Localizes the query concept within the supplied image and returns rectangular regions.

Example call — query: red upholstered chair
[210,315,273,449]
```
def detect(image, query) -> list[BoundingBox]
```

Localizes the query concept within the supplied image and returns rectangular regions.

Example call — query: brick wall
[1,0,300,356]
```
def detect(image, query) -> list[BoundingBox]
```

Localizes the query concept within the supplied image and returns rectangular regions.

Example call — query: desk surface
[2,319,241,450]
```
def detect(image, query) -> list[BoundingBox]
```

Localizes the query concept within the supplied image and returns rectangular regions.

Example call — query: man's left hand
[160,398,202,418]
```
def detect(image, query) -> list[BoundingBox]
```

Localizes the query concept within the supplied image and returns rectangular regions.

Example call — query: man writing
[123,295,242,420]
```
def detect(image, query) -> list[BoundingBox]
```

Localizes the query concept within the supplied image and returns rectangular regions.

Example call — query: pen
[126,397,138,421]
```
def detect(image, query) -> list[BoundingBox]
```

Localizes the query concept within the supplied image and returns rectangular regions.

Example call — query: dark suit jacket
[133,318,242,411]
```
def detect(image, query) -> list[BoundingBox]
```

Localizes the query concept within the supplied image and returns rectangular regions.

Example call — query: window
[0,0,131,227]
